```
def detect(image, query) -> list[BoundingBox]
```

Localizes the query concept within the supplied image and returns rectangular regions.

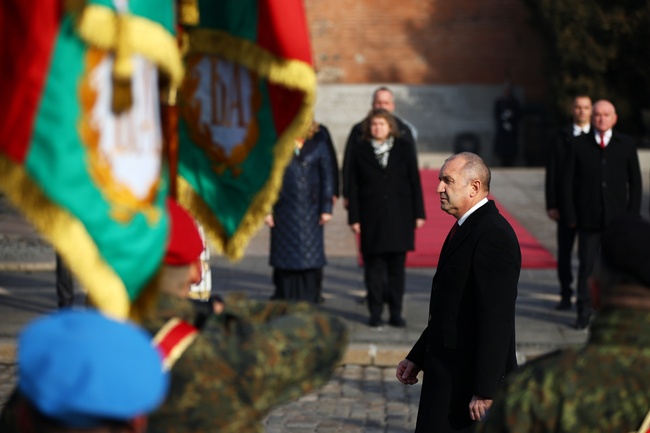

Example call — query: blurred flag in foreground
[0,1,183,318]
[176,0,316,260]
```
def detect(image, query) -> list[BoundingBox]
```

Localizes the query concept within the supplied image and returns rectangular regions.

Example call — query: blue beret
[601,215,650,288]
[18,309,169,428]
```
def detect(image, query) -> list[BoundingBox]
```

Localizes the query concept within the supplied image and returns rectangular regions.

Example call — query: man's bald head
[592,99,618,134]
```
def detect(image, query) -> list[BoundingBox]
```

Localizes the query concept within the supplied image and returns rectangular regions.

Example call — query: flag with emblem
[0,0,184,318]
[175,0,316,260]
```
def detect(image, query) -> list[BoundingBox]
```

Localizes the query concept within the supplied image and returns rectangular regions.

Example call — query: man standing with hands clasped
[396,152,521,433]
[563,99,642,330]
[545,95,592,310]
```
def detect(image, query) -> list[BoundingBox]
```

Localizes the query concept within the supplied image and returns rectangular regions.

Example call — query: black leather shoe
[368,317,383,328]
[389,317,406,328]
[555,298,571,310]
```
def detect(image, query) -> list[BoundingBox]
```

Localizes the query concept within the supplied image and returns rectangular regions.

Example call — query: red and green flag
[0,1,183,318]
[176,0,316,260]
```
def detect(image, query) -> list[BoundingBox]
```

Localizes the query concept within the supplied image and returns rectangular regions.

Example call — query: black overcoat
[269,129,333,269]
[346,137,425,255]
[341,115,416,199]
[545,124,575,214]
[562,131,642,230]
[407,201,520,432]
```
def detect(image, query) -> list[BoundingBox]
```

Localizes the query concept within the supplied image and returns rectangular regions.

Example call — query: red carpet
[405,170,556,269]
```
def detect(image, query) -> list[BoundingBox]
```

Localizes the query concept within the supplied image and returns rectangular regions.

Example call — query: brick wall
[305,0,546,101]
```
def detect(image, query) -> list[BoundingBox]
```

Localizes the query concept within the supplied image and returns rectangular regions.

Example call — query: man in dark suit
[396,152,521,432]
[563,99,642,329]
[341,86,417,206]
[544,95,592,310]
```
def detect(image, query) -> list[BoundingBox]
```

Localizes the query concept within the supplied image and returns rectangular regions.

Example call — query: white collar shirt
[594,129,613,147]
[458,197,488,226]
[573,124,591,136]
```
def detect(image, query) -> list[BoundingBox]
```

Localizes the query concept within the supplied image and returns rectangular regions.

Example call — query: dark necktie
[599,132,606,149]
[448,222,459,240]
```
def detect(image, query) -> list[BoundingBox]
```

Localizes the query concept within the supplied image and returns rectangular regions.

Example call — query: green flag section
[176,0,317,260]
[0,1,183,318]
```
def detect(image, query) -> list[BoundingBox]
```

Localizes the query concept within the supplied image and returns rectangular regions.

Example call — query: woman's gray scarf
[371,136,394,168]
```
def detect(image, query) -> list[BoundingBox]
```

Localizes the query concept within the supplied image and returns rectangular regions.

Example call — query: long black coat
[269,128,334,270]
[346,137,425,255]
[545,124,578,215]
[563,131,642,230]
[341,115,416,199]
[407,201,520,433]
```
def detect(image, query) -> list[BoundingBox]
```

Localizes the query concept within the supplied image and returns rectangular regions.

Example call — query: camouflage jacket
[142,293,348,433]
[475,307,650,433]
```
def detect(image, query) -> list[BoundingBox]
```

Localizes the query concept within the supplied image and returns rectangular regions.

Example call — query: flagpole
[161,88,179,200]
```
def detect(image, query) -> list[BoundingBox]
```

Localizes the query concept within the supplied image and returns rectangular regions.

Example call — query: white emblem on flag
[181,55,262,176]
[80,50,162,223]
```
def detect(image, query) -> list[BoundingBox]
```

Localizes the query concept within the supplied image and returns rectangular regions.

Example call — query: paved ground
[1,162,649,432]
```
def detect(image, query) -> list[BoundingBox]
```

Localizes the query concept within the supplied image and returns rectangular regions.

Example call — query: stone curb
[342,343,412,367]
[0,343,15,364]
[0,261,55,272]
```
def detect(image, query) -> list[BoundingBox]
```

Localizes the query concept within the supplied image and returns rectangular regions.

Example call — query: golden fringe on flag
[177,29,315,260]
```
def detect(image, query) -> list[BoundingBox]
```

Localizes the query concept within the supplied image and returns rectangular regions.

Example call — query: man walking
[563,99,642,329]
[396,152,521,432]
[545,95,592,310]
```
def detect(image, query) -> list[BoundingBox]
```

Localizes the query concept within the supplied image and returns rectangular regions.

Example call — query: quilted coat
[269,126,334,270]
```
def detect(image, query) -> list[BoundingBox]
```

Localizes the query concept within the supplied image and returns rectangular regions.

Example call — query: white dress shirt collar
[458,197,488,226]
[594,129,613,147]
[573,124,591,136]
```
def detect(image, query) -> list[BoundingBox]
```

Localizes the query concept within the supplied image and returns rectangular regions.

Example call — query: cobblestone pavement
[264,366,421,433]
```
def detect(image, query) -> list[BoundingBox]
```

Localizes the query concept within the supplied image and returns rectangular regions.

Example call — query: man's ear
[469,179,481,197]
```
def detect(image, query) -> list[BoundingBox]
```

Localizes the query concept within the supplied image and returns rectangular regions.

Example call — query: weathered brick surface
[305,0,546,100]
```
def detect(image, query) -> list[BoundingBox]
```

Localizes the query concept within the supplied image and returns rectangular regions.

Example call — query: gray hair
[445,152,491,192]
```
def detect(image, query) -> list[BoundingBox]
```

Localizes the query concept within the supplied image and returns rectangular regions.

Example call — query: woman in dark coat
[347,108,426,327]
[264,122,335,302]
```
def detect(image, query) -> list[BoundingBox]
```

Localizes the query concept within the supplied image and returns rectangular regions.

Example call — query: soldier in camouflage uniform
[475,215,650,433]
[141,198,348,433]
[143,291,347,433]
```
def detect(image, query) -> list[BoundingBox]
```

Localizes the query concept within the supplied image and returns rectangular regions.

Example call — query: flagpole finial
[179,0,200,26]
[112,12,133,114]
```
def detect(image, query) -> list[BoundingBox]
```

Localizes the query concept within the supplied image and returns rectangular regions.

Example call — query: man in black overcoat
[396,152,521,432]
[563,99,642,329]
[544,95,592,310]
